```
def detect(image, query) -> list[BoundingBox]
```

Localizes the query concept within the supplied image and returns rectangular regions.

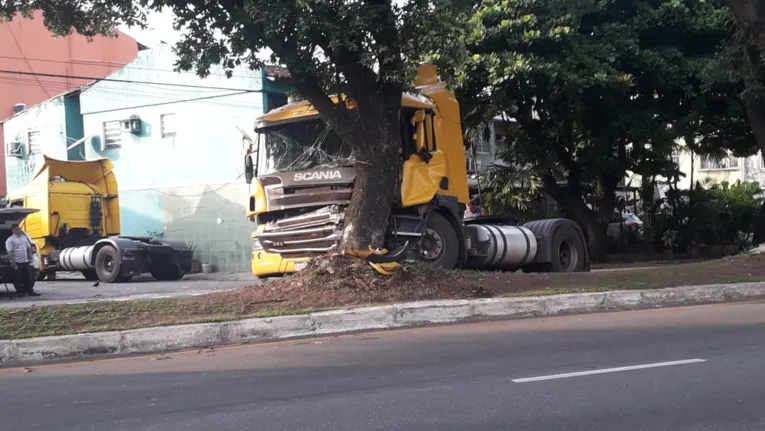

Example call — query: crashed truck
[6,156,194,283]
[242,64,590,276]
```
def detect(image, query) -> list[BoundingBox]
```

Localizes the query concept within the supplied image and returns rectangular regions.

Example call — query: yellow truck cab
[244,65,589,277]
[7,156,194,283]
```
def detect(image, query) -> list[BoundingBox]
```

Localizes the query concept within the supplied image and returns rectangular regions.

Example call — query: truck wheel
[81,270,99,281]
[151,265,184,281]
[549,224,586,272]
[95,246,121,283]
[419,212,459,270]
[36,270,47,281]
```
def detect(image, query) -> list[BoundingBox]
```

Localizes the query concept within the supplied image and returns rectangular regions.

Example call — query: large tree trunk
[741,44,765,244]
[728,1,765,244]
[341,134,400,250]
[542,174,617,262]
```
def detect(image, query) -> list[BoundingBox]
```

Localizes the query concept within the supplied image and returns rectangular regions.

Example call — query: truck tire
[36,270,47,281]
[151,265,184,281]
[523,223,586,273]
[94,246,122,283]
[420,212,459,270]
[549,223,586,272]
[81,270,99,281]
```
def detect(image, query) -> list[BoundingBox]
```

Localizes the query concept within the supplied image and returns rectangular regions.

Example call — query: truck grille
[255,207,343,257]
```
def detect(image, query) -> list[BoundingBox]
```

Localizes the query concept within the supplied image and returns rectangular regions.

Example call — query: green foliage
[655,180,763,248]
[478,164,545,222]
[436,0,751,256]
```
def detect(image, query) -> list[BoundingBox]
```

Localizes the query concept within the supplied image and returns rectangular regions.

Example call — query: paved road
[0,272,258,309]
[2,301,765,430]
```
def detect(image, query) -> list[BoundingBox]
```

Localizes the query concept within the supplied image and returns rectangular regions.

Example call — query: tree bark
[728,0,765,244]
[542,173,617,262]
[741,44,765,245]
[341,131,401,250]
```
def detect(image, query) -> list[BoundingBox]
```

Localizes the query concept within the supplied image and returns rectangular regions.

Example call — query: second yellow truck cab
[244,65,590,277]
[7,156,195,283]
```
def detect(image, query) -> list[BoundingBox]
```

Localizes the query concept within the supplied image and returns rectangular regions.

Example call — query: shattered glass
[257,120,357,175]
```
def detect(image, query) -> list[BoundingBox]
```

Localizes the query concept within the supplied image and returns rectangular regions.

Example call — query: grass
[0,300,314,340]
[2,253,765,340]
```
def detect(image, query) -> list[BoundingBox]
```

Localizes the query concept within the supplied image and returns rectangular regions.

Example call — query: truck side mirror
[244,155,254,184]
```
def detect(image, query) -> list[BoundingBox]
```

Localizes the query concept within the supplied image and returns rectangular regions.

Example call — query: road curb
[3,282,765,366]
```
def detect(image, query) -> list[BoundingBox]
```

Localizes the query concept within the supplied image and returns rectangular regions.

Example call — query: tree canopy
[440,0,752,254]
[0,0,467,250]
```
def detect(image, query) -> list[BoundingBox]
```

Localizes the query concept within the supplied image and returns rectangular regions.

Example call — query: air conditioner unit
[6,141,23,158]
[121,114,142,134]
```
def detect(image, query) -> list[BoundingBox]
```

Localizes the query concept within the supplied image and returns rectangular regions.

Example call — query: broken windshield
[256,119,356,175]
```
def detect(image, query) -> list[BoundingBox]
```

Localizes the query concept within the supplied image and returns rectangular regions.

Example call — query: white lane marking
[512,359,707,383]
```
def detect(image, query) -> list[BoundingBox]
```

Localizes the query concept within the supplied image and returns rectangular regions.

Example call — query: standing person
[5,224,39,297]
[464,202,487,220]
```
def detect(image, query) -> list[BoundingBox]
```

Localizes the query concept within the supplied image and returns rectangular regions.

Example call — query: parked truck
[242,64,589,277]
[6,156,194,283]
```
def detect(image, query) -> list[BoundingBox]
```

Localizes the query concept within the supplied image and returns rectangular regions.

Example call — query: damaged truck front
[244,109,358,275]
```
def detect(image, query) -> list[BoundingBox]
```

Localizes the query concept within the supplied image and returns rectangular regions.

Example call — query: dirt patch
[195,256,492,310]
[2,253,765,340]
[193,253,765,309]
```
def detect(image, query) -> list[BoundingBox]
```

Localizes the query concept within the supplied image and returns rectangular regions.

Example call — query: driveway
[0,272,259,309]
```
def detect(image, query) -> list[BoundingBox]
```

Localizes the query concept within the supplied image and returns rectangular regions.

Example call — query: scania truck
[243,64,589,276]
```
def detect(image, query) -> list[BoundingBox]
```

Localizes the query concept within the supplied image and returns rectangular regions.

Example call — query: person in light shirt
[463,202,487,220]
[5,223,39,297]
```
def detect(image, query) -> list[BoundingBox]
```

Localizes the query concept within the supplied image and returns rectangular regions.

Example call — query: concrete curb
[3,282,765,366]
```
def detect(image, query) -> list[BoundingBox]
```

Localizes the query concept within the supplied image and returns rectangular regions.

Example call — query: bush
[651,181,762,249]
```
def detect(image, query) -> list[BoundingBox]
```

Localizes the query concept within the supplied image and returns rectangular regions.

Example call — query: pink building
[0,11,140,196]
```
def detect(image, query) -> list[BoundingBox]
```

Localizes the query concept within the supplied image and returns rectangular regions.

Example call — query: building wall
[76,44,271,271]
[0,10,138,195]
[2,96,70,193]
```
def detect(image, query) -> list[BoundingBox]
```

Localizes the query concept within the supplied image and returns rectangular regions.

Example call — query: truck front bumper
[251,250,309,277]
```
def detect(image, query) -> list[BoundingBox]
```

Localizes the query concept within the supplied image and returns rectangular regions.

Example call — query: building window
[102,121,122,149]
[161,113,177,138]
[27,130,41,155]
[700,155,739,171]
[5,140,23,157]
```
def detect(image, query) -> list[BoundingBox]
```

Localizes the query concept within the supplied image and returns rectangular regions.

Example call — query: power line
[0,55,259,80]
[0,69,279,94]
[81,90,254,115]
[0,77,265,112]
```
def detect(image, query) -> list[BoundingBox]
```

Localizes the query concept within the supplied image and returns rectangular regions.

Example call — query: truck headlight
[252,238,263,252]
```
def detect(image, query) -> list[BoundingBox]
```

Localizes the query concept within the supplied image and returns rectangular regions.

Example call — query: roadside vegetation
[3,253,765,340]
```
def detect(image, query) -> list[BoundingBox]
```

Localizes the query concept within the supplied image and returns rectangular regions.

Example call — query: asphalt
[0,272,258,308]
[2,301,765,430]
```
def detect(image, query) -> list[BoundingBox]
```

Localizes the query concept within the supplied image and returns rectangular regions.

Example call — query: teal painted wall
[76,44,272,271]
[3,45,287,272]
[64,95,85,160]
